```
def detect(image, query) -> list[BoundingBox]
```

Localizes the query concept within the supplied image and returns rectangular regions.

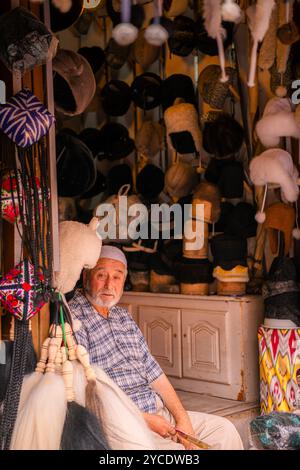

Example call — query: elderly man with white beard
[68,245,244,450]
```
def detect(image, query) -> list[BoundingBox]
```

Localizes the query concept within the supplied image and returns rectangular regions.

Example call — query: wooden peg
[62,360,75,402]
[35,337,51,373]
[76,344,97,382]
[45,337,59,373]
[61,346,67,364]
[54,348,63,372]
[64,323,77,360]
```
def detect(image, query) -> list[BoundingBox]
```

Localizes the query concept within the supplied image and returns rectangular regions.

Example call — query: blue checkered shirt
[68,290,164,413]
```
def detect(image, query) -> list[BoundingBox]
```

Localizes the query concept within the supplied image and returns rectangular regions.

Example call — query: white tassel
[247,0,276,87]
[255,211,266,223]
[221,0,243,23]
[112,0,138,46]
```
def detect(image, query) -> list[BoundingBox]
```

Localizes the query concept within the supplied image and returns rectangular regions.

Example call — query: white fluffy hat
[249,148,299,223]
[255,97,300,148]
[164,102,201,155]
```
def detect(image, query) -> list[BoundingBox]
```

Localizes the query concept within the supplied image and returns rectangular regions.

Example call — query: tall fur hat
[164,102,201,155]
[165,162,198,201]
[203,113,244,158]
[53,49,96,116]
[249,148,299,223]
[255,97,300,148]
[161,74,196,112]
[135,120,163,159]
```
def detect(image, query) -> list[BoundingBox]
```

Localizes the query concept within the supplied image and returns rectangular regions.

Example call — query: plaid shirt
[68,290,163,413]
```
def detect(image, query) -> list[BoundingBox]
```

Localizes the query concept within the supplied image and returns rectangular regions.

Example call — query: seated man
[68,245,243,450]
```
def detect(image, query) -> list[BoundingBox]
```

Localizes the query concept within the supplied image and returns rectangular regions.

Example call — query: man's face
[85,258,126,309]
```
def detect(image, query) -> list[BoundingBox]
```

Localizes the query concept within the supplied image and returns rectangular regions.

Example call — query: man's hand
[143,413,176,439]
[175,420,198,450]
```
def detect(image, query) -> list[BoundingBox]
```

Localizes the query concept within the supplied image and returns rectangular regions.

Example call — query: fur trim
[249,148,299,203]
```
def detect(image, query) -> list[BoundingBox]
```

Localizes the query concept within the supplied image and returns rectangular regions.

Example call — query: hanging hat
[214,201,234,232]
[167,15,197,57]
[50,0,83,32]
[72,10,94,36]
[224,202,257,239]
[203,113,244,158]
[165,162,198,201]
[105,38,131,70]
[255,98,300,148]
[249,149,299,222]
[136,164,165,201]
[131,73,162,110]
[101,80,132,117]
[81,170,107,200]
[77,46,105,75]
[161,74,196,112]
[210,233,248,270]
[135,120,163,159]
[205,159,245,199]
[196,17,234,56]
[192,181,221,224]
[132,28,160,70]
[174,257,213,284]
[78,128,102,158]
[263,202,297,255]
[97,123,135,161]
[262,256,300,326]
[163,0,188,17]
[164,102,201,155]
[0,6,58,74]
[56,132,97,198]
[198,64,236,110]
[53,49,96,116]
[107,163,133,195]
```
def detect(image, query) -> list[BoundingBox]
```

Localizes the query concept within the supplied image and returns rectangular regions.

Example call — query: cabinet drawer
[139,305,182,378]
[182,307,231,384]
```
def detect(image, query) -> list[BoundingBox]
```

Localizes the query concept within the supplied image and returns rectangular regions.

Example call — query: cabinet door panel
[182,308,231,384]
[139,306,182,378]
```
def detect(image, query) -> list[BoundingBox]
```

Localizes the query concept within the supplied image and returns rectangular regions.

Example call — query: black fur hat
[168,15,197,57]
[210,234,247,270]
[77,46,105,74]
[101,80,132,116]
[97,123,135,161]
[205,159,244,199]
[161,74,196,112]
[131,72,162,110]
[79,128,102,158]
[136,164,165,201]
[196,17,234,56]
[107,163,133,195]
[203,114,244,158]
[174,257,214,284]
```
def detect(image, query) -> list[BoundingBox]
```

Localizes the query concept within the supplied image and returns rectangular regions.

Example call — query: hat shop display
[106,163,133,196]
[101,79,132,117]
[161,74,196,112]
[131,72,162,111]
[96,123,135,161]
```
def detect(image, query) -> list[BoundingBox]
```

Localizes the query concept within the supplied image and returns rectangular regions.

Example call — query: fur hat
[131,73,162,110]
[263,202,297,255]
[56,132,97,198]
[249,149,299,222]
[50,0,83,32]
[174,257,213,284]
[77,46,105,74]
[78,127,102,158]
[168,15,197,57]
[165,162,198,201]
[225,202,257,239]
[193,181,221,224]
[203,113,244,158]
[163,0,188,18]
[195,17,234,56]
[97,123,135,161]
[53,49,96,116]
[101,80,132,116]
[107,163,133,196]
[198,64,236,110]
[255,98,300,148]
[135,120,163,159]
[262,256,300,326]
[210,233,248,270]
[164,102,201,155]
[136,164,165,201]
[205,159,245,199]
[132,28,160,70]
[161,74,196,112]
[105,38,131,70]
[0,7,58,74]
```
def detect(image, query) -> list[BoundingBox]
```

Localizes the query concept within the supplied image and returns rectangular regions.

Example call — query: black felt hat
[101,80,132,116]
[50,0,83,33]
[107,163,133,195]
[161,74,196,112]
[56,132,97,198]
[97,123,135,161]
[196,17,234,56]
[77,46,105,74]
[210,234,247,270]
[105,38,131,70]
[81,170,107,200]
[136,164,165,201]
[203,114,244,158]
[205,159,244,199]
[106,0,145,28]
[78,128,102,158]
[131,73,162,110]
[225,202,257,239]
[168,15,197,57]
[262,256,300,325]
[174,257,214,284]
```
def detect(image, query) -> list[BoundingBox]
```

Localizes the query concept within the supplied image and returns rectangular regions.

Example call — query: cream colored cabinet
[120,292,264,402]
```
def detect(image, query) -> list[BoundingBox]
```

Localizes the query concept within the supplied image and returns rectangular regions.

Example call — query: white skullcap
[99,245,127,268]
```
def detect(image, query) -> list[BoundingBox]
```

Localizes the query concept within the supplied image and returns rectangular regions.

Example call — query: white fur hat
[255,97,300,148]
[164,102,201,155]
[249,148,299,223]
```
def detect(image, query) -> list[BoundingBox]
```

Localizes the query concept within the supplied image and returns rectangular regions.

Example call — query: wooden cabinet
[120,292,264,402]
